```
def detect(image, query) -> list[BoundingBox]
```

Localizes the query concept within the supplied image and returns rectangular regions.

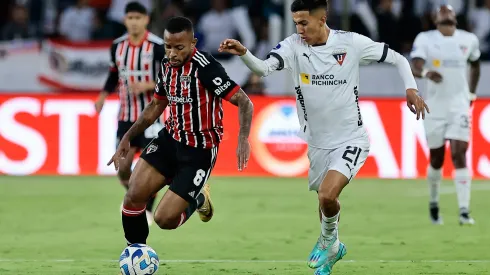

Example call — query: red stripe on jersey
[170,67,180,141]
[182,62,194,146]
[198,79,211,146]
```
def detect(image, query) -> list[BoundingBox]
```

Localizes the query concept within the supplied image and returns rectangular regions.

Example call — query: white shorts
[423,113,470,149]
[307,140,370,191]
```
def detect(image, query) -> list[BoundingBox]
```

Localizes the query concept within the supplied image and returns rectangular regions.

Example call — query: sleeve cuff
[377,44,389,63]
[266,52,284,70]
[154,92,167,100]
[224,85,240,101]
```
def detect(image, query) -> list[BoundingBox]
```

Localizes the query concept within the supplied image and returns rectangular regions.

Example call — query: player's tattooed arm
[469,59,480,97]
[123,97,168,141]
[229,89,254,139]
[228,89,253,171]
[411,58,442,83]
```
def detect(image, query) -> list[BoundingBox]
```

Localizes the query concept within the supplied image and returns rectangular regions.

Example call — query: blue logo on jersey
[273,43,281,50]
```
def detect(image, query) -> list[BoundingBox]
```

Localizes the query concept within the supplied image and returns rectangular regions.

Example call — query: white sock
[454,168,471,213]
[427,166,442,204]
[321,210,340,257]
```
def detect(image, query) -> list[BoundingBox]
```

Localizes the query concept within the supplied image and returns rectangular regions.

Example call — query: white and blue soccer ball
[119,244,160,275]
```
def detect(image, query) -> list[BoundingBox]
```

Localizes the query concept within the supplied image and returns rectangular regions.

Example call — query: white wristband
[421,68,429,78]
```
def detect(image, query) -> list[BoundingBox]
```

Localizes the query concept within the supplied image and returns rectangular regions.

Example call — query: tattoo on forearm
[230,90,253,139]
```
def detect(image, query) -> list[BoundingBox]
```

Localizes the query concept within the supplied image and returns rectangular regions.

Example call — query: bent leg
[307,144,368,270]
[122,159,165,244]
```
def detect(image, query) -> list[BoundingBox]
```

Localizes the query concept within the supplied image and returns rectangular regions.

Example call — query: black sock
[122,208,149,245]
[178,194,205,226]
[146,195,156,212]
[196,193,205,208]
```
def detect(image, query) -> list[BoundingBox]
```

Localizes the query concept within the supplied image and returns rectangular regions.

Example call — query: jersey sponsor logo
[119,66,149,78]
[332,49,347,66]
[214,81,232,95]
[300,73,347,86]
[273,43,281,50]
[353,86,363,126]
[432,59,441,67]
[167,95,194,103]
[295,86,307,122]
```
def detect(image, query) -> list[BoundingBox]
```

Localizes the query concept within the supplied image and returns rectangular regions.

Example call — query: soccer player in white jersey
[219,0,429,274]
[410,5,481,226]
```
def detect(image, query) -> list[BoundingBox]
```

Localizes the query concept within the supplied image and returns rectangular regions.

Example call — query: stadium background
[1,1,490,274]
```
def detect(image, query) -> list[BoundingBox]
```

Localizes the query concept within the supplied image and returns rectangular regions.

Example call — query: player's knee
[317,191,337,210]
[451,151,466,169]
[430,156,444,169]
[154,211,179,230]
[124,184,147,209]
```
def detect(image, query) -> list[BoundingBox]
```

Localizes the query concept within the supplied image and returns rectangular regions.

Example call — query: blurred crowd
[0,0,489,94]
[1,0,490,55]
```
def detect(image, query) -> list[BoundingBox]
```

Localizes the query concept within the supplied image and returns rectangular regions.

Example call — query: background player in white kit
[410,5,480,226]
[219,0,429,274]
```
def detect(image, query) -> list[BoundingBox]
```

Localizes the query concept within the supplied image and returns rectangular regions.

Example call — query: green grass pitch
[0,176,489,274]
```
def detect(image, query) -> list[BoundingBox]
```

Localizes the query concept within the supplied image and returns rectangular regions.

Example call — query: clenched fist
[218,39,247,56]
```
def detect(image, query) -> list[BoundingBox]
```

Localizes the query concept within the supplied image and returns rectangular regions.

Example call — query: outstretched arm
[354,33,429,119]
[218,39,281,77]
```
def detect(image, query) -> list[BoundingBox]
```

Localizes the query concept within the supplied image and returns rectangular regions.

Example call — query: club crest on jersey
[180,75,191,89]
[332,49,347,66]
[146,143,158,154]
[460,45,468,54]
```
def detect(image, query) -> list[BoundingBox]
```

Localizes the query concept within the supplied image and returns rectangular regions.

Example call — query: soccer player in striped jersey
[94,2,165,225]
[108,17,253,246]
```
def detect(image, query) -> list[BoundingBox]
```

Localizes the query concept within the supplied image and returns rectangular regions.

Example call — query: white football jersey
[410,30,480,118]
[269,30,389,149]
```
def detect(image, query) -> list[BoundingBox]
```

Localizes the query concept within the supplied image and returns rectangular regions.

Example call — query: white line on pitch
[0,259,489,263]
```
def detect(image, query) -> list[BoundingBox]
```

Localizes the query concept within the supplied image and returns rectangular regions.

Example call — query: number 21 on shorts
[342,146,362,166]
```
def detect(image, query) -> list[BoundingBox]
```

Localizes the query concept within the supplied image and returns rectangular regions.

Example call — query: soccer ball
[119,244,160,275]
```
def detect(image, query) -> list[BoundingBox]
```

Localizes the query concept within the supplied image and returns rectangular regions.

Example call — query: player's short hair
[166,17,194,34]
[125,2,147,15]
[291,0,328,13]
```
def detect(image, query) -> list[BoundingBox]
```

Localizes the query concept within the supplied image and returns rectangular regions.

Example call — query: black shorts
[140,130,218,203]
[117,121,154,149]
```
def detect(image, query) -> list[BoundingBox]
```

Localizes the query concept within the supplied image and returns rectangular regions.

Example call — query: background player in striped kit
[108,17,253,248]
[94,2,165,225]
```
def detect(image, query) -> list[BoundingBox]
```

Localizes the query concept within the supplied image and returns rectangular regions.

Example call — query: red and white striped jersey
[154,49,240,149]
[107,31,165,122]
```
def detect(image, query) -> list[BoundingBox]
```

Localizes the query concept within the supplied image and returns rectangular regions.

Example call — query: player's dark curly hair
[290,0,328,13]
[166,17,194,34]
[125,1,147,14]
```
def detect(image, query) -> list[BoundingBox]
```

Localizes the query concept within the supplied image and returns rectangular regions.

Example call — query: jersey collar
[128,31,149,47]
[311,27,334,47]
